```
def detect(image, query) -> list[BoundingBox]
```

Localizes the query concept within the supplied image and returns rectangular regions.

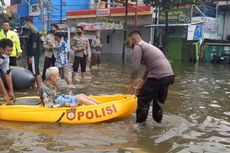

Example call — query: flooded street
[0,54,230,153]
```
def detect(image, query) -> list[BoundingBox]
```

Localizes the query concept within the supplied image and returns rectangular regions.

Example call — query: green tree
[144,0,215,54]
[0,0,5,13]
[0,12,8,24]
[0,0,5,6]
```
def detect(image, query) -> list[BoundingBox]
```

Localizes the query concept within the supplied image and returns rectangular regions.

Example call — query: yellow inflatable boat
[0,95,137,124]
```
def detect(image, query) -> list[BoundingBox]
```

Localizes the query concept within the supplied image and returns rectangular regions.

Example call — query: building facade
[9,0,90,31]
[66,0,153,55]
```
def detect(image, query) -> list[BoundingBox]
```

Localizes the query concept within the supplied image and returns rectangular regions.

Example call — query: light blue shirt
[0,54,10,75]
[55,40,69,68]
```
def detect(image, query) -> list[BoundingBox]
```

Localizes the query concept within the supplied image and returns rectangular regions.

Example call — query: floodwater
[0,54,230,153]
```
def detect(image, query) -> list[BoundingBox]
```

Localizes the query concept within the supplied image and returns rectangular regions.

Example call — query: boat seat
[15,98,41,105]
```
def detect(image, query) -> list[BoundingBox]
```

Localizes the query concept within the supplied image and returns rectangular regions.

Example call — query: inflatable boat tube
[11,67,35,89]
[0,95,137,124]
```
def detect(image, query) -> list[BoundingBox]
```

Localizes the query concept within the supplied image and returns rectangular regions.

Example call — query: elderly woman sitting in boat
[39,67,99,108]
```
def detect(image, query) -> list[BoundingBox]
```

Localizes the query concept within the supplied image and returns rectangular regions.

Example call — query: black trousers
[136,75,174,123]
[73,55,87,72]
[27,56,40,76]
[42,55,56,80]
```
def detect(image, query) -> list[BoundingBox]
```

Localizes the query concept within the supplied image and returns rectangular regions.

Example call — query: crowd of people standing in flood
[0,17,103,105]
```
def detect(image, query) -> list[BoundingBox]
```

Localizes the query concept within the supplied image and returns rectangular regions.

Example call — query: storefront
[66,5,153,54]
[202,39,230,63]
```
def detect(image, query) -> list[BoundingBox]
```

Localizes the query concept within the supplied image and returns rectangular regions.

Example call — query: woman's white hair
[45,67,59,79]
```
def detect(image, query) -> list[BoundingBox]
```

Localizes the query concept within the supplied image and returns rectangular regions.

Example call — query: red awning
[66,5,153,18]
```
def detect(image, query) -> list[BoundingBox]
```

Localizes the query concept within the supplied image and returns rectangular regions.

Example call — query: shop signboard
[159,5,191,24]
[187,24,203,40]
[193,24,203,40]
[203,17,218,33]
[187,25,196,40]
[96,9,110,17]
[193,4,216,18]
[78,22,123,31]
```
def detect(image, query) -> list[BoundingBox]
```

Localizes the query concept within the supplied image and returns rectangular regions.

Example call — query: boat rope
[56,112,65,123]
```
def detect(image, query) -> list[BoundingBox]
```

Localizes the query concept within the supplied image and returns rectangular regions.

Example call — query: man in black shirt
[25,17,42,89]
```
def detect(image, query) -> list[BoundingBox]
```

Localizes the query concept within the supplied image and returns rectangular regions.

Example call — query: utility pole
[164,10,168,55]
[47,0,52,30]
[134,0,138,30]
[122,0,128,62]
[40,0,47,32]
[153,7,159,45]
